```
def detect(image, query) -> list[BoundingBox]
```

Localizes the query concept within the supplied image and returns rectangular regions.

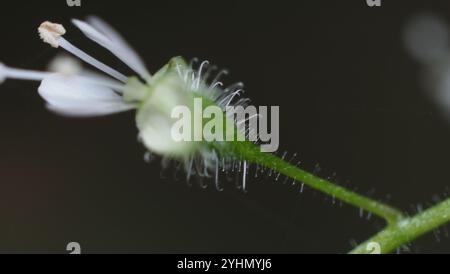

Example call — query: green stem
[227,142,405,224]
[350,199,450,254]
[221,141,450,253]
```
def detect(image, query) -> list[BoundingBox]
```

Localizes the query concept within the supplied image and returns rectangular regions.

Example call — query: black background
[0,0,449,254]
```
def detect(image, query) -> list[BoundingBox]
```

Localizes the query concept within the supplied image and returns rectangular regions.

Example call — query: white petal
[38,75,134,117]
[46,101,133,117]
[404,14,450,64]
[0,63,6,83]
[78,70,125,91]
[86,16,132,52]
[87,16,151,80]
[72,18,151,81]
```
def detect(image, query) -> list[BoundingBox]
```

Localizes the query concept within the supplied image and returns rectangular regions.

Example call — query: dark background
[0,0,449,253]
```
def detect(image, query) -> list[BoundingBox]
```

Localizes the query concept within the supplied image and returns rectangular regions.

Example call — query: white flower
[0,17,250,190]
[0,17,195,157]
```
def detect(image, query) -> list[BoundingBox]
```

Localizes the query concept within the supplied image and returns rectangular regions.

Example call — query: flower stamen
[38,21,128,83]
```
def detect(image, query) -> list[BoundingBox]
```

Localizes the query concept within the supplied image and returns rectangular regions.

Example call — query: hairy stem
[229,142,405,224]
[224,142,450,253]
[350,198,450,254]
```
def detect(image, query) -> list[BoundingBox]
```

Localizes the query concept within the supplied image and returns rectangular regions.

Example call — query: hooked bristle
[38,21,66,48]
